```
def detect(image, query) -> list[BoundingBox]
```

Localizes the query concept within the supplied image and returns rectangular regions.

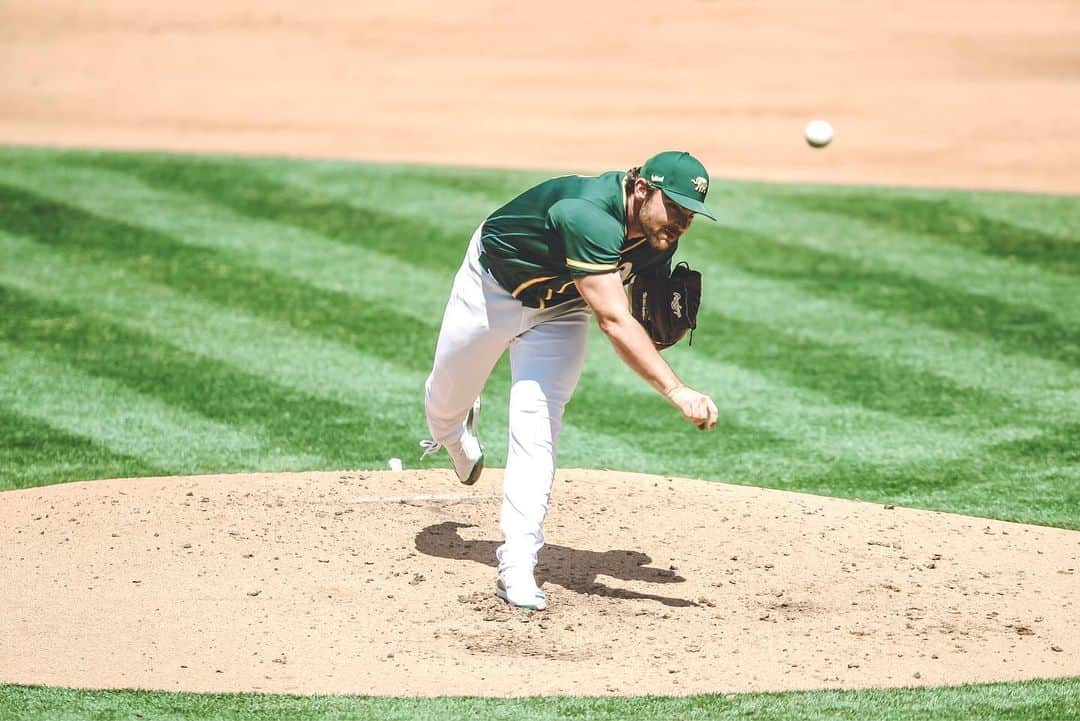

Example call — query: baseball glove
[629,261,701,350]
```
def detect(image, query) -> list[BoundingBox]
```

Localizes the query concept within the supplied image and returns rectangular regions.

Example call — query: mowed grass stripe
[773,187,1080,275]
[264,152,1077,426]
[0,161,890,474]
[0,161,452,325]
[713,184,1079,328]
[0,231,673,474]
[791,431,1080,529]
[57,151,476,272]
[4,148,1071,487]
[562,381,804,482]
[11,149,1078,328]
[688,262,1080,423]
[60,161,1072,468]
[690,312,1018,422]
[0,167,693,473]
[231,163,1080,348]
[0,181,438,366]
[268,159,534,231]
[0,407,166,490]
[582,326,1037,466]
[0,343,317,474]
[692,222,1080,368]
[961,189,1080,242]
[68,149,540,237]
[4,163,1023,420]
[12,154,1058,428]
[173,160,1075,427]
[0,231,420,413]
[0,285,400,472]
[0,162,897,474]
[0,167,1038,475]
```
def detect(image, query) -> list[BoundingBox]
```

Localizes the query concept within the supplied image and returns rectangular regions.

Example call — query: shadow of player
[415,520,698,608]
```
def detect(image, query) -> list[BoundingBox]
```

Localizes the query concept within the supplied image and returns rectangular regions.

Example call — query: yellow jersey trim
[511,275,558,298]
[566,258,618,272]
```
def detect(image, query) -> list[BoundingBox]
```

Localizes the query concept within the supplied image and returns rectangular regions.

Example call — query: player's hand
[665,385,718,430]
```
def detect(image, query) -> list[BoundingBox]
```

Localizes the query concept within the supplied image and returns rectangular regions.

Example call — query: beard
[638,205,676,251]
[646,230,676,251]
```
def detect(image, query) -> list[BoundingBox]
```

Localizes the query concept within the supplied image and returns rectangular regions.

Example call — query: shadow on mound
[416,521,698,608]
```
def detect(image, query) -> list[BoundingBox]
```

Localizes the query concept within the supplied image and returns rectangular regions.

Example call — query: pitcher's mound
[2,469,1077,696]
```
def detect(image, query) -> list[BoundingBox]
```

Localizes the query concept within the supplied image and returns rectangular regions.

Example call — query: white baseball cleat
[496,572,547,611]
[419,398,485,485]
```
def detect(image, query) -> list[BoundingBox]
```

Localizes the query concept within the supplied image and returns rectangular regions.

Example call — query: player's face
[637,184,694,251]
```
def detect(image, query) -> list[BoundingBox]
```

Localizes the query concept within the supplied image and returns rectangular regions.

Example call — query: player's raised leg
[424,227,521,482]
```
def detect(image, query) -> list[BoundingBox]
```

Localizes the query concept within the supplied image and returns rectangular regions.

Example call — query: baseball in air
[804,119,834,148]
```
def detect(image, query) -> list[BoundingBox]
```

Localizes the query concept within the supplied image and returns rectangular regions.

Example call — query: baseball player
[420,151,719,610]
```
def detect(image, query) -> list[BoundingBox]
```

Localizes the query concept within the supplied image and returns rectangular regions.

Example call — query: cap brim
[662,189,717,221]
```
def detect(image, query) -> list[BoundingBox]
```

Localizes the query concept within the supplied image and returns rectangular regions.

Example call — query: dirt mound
[2,469,1077,696]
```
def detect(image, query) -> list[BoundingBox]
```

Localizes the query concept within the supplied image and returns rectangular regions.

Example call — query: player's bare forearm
[574,273,680,393]
[600,310,682,393]
[575,271,719,430]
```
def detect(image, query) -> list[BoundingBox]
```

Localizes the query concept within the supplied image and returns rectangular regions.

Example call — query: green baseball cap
[640,150,717,221]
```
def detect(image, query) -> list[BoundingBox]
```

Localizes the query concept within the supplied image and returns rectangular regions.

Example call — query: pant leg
[497,301,591,575]
[424,226,523,446]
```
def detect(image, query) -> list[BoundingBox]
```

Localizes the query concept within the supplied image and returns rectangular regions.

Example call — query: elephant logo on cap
[692,177,708,194]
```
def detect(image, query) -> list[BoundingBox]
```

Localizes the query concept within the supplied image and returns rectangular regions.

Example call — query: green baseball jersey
[479,172,676,309]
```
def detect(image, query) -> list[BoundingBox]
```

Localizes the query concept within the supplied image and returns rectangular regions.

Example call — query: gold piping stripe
[566,258,618,272]
[621,237,647,253]
[511,275,559,298]
[557,280,576,294]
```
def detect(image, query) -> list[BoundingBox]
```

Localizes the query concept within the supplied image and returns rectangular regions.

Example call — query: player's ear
[634,178,651,200]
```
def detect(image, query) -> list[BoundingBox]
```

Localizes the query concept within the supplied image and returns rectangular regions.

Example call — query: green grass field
[1,146,1077,719]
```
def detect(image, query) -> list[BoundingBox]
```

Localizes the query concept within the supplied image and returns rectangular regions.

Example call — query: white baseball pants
[425,225,590,576]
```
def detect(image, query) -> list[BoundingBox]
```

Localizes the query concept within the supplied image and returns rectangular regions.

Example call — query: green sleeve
[548,199,624,276]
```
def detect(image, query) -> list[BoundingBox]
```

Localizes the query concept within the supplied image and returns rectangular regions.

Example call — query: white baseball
[804,119,833,148]
[388,457,403,472]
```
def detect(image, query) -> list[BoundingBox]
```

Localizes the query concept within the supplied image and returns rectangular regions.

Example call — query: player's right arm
[574,271,718,430]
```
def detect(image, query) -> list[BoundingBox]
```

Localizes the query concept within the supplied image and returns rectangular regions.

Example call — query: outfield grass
[3,679,1080,721]
[0,146,1077,719]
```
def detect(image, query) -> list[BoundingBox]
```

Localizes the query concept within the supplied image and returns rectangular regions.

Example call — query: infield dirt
[2,0,1079,194]
[2,0,1079,699]
[2,470,1078,696]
